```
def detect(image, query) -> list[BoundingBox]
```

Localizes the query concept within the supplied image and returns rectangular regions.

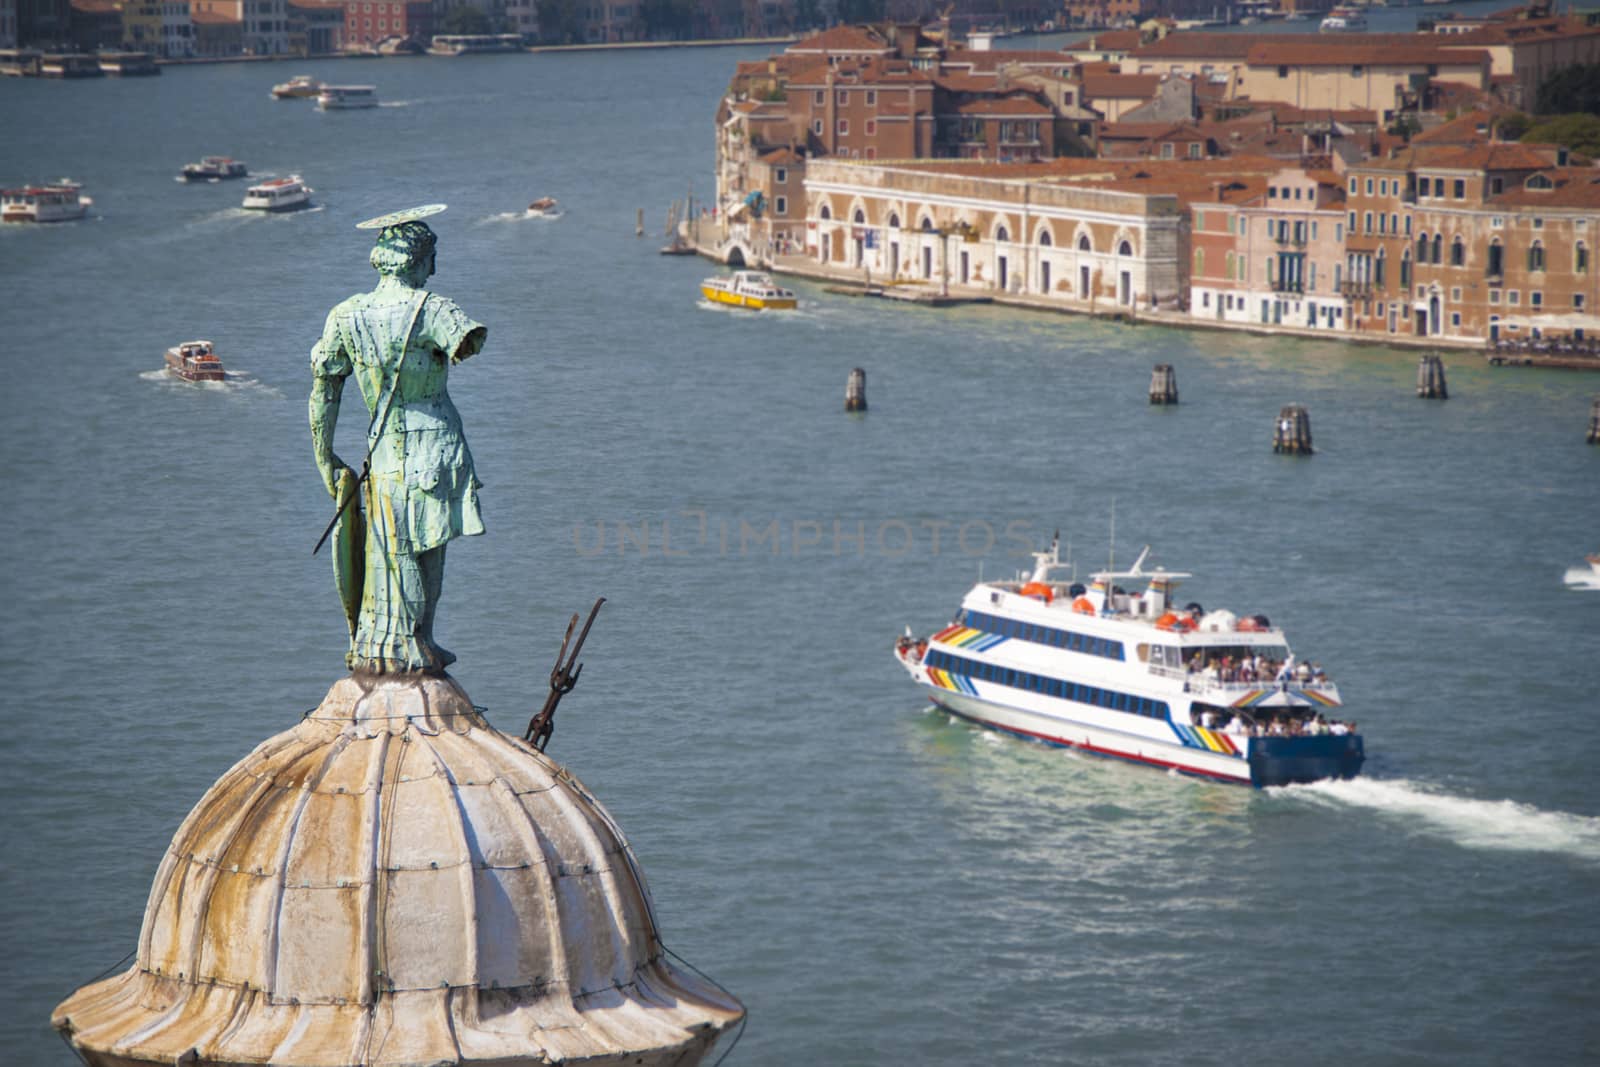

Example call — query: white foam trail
[1285,777,1600,863]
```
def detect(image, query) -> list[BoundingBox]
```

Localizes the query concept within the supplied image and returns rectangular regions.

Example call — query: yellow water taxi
[700,270,796,311]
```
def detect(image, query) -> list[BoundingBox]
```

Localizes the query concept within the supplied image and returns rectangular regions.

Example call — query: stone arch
[1076,232,1093,252]
[1036,225,1053,247]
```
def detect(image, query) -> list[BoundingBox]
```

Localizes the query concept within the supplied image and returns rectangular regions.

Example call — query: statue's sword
[312,293,429,555]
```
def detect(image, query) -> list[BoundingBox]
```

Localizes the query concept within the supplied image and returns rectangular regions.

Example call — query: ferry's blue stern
[1249,735,1365,787]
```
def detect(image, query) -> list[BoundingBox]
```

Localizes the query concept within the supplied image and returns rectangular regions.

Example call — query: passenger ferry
[895,537,1364,787]
[241,175,312,212]
[1319,6,1370,31]
[180,156,248,181]
[2,182,92,223]
[700,270,797,311]
[271,73,321,98]
[428,33,524,55]
[164,340,225,382]
[97,51,160,75]
[38,52,103,77]
[316,84,377,110]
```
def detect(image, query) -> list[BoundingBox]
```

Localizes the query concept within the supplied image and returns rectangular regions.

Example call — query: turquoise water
[2,39,1599,1066]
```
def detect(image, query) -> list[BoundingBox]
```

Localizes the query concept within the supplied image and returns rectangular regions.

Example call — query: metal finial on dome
[355,202,447,230]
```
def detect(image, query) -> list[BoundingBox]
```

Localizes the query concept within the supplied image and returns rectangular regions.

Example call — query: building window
[1195,248,1205,273]
[1451,312,1461,328]
[1489,289,1501,304]
[775,195,786,215]
[1533,217,1544,229]
[1269,186,1278,199]
[865,119,875,135]
[1363,211,1372,233]
[775,167,786,184]
[814,90,823,104]
[866,90,875,105]
[1451,236,1464,266]
[836,90,846,104]
[1365,178,1374,196]
[1577,242,1589,272]
[1189,142,1202,159]
[837,119,848,135]
[1452,287,1462,301]
[1195,210,1206,231]
[865,147,875,159]
[1577,294,1587,310]
[812,119,823,134]
[1491,177,1503,194]
[1508,290,1520,306]
[1161,142,1174,159]
[1531,291,1543,308]
[1453,179,1465,199]
[1487,241,1503,277]
[1349,178,1357,194]
[1528,241,1545,271]
[1277,64,1288,77]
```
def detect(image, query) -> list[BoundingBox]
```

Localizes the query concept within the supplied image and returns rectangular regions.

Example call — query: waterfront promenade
[691,228,1519,357]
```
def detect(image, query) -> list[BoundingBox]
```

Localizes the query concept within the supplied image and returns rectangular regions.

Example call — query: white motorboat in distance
[2,182,91,222]
[700,270,797,310]
[242,175,312,212]
[526,197,561,217]
[316,85,377,110]
[895,537,1364,787]
[1320,6,1370,31]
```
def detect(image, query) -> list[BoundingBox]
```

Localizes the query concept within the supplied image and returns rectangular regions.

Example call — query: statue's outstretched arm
[310,370,350,499]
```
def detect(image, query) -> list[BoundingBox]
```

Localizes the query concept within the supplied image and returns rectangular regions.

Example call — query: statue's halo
[357,203,448,230]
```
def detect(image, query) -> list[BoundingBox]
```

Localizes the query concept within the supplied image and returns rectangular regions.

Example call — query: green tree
[1492,112,1531,141]
[1533,63,1600,116]
[1520,113,1600,157]
[441,3,493,34]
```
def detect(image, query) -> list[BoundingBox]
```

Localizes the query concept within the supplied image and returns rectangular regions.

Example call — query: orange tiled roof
[758,147,804,165]
[954,96,1053,116]
[1080,72,1161,99]
[1244,41,1491,67]
[787,25,892,54]
[1489,167,1600,208]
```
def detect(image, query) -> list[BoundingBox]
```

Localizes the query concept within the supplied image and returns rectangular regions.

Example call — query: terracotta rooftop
[1075,29,1141,52]
[1489,167,1600,209]
[1411,107,1512,146]
[758,147,804,165]
[1080,72,1162,99]
[1244,41,1491,67]
[787,25,892,54]
[954,96,1053,116]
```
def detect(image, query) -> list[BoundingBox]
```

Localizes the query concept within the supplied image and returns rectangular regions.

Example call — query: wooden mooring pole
[1149,363,1178,405]
[1417,354,1448,399]
[1587,395,1600,445]
[845,368,868,413]
[1273,404,1314,454]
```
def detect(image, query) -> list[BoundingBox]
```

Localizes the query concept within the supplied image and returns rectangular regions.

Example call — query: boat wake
[1562,567,1600,590]
[696,298,802,316]
[1282,777,1600,864]
[378,100,415,109]
[139,368,282,397]
[476,211,561,226]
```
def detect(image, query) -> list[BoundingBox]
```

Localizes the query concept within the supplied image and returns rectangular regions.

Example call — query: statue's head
[370,221,437,284]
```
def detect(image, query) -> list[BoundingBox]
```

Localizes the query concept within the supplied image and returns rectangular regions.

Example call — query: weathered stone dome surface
[53,674,743,1066]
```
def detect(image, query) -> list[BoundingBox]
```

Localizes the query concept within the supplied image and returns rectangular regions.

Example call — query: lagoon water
[3,23,1599,1066]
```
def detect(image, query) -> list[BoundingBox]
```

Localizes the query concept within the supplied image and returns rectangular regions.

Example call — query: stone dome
[53,674,743,1066]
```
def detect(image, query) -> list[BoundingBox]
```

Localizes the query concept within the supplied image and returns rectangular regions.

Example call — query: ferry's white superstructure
[896,539,1364,787]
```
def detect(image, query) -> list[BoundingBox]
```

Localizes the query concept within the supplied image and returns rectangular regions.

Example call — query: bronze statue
[310,205,486,673]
